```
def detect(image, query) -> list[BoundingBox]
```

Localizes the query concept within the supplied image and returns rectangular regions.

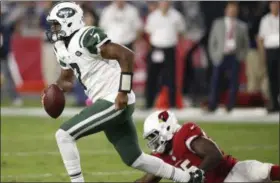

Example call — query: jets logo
[158,111,169,123]
[57,8,76,18]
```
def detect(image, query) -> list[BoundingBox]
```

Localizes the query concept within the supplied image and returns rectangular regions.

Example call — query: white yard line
[1,170,140,179]
[2,145,278,157]
[1,107,279,123]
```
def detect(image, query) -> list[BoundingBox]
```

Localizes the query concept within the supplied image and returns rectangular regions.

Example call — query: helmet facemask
[46,20,67,43]
[156,123,173,153]
[145,129,160,152]
[143,110,181,154]
[145,123,176,153]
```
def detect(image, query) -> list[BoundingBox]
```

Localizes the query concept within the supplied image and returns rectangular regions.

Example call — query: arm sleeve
[182,123,206,153]
[53,43,71,70]
[57,59,71,70]
[80,27,110,54]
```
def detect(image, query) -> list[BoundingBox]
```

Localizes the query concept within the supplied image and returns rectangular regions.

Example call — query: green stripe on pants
[60,99,133,140]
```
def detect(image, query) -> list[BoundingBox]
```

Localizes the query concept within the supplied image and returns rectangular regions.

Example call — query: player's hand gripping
[189,169,205,183]
[115,92,128,110]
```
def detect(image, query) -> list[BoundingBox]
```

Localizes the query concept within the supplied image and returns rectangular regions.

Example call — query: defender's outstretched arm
[191,136,223,172]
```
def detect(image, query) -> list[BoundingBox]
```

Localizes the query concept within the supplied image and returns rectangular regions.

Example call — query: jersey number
[180,159,197,172]
[93,33,100,43]
[69,63,87,90]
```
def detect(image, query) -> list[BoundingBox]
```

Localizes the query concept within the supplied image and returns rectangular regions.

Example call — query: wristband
[119,72,133,93]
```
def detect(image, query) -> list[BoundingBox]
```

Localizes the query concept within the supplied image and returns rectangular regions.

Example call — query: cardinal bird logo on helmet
[158,111,169,123]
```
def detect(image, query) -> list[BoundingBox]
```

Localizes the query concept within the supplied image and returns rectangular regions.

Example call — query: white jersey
[53,26,135,104]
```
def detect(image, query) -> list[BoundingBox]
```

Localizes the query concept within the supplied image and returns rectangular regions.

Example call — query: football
[42,84,65,118]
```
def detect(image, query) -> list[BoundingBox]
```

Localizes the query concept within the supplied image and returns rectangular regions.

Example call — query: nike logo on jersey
[75,51,82,57]
[190,125,195,130]
[89,29,95,37]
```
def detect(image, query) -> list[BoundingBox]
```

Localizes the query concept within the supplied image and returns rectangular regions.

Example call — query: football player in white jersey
[43,2,195,182]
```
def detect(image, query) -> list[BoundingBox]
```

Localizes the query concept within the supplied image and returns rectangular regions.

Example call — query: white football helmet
[46,1,85,42]
[143,111,181,153]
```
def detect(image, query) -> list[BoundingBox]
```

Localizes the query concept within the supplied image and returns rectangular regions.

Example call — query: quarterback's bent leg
[56,99,117,182]
[104,117,191,182]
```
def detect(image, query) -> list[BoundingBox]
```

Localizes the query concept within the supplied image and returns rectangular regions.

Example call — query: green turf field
[1,116,279,182]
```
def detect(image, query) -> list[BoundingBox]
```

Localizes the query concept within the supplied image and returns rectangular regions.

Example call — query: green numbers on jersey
[69,63,87,90]
[79,27,109,54]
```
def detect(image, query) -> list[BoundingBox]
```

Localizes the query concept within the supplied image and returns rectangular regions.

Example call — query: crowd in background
[0,1,279,113]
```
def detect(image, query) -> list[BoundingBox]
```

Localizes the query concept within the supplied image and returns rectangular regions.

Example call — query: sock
[131,153,191,182]
[55,129,84,183]
[270,165,280,181]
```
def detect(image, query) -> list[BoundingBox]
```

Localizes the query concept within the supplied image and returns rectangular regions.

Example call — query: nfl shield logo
[75,51,82,57]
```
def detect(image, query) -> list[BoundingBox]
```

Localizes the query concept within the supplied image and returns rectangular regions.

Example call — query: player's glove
[189,169,205,183]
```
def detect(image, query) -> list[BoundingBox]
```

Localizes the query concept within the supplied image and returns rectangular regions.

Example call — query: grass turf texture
[1,116,279,182]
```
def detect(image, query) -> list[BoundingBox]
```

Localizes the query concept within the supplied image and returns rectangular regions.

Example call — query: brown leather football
[42,84,65,118]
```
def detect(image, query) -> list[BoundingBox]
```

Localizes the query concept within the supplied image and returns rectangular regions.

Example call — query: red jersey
[152,122,237,183]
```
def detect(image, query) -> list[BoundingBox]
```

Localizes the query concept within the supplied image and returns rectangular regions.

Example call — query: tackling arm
[134,173,162,183]
[191,136,223,172]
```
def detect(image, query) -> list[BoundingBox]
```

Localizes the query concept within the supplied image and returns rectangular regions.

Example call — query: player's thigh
[104,116,142,166]
[60,99,118,139]
[224,160,272,182]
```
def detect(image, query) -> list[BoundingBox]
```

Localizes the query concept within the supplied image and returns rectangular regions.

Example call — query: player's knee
[120,150,142,167]
[113,137,142,166]
[55,129,74,143]
[247,160,272,181]
[129,152,145,168]
[116,143,142,166]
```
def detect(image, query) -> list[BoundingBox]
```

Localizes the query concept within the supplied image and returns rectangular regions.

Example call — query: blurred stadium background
[1,1,279,182]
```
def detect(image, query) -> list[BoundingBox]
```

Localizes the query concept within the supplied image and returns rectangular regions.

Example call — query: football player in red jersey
[135,111,280,183]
